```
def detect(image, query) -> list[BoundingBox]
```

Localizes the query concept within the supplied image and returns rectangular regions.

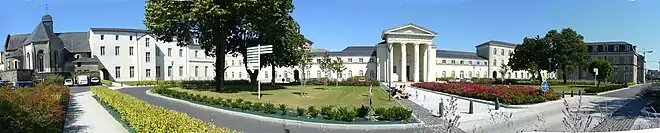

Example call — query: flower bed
[0,84,69,132]
[91,86,234,133]
[411,82,561,105]
[152,86,413,124]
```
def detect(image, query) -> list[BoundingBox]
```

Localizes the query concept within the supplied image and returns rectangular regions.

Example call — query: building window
[156,66,160,77]
[167,66,172,77]
[508,50,512,55]
[348,70,352,77]
[146,52,151,62]
[179,66,183,76]
[469,71,472,78]
[370,70,375,77]
[348,58,353,63]
[232,60,235,66]
[146,69,151,77]
[115,46,120,55]
[442,60,446,64]
[501,50,504,55]
[195,50,198,58]
[115,66,121,78]
[469,61,472,64]
[493,48,497,55]
[369,58,375,62]
[619,45,626,52]
[145,38,150,47]
[156,49,161,56]
[77,62,81,67]
[451,60,456,64]
[359,70,364,76]
[239,72,242,79]
[477,61,480,65]
[115,35,119,40]
[460,61,464,64]
[359,58,363,63]
[317,70,321,78]
[168,48,172,56]
[442,71,446,77]
[265,71,269,78]
[452,71,456,78]
[100,35,104,40]
[460,71,464,79]
[316,59,321,63]
[129,66,135,78]
[130,36,133,40]
[129,47,134,55]
[100,46,106,55]
[493,59,497,66]
[195,66,199,77]
[205,66,208,77]
[476,71,480,78]
[588,46,593,52]
[179,49,183,57]
[393,66,397,73]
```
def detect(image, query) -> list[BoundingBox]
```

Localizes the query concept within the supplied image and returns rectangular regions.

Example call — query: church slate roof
[436,50,486,60]
[57,32,90,53]
[5,34,30,51]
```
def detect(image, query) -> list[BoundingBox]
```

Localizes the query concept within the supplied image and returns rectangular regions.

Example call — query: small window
[130,36,133,40]
[146,69,151,77]
[77,62,81,67]
[115,66,121,78]
[115,35,119,40]
[179,66,183,76]
[115,46,120,55]
[168,48,172,56]
[146,52,151,62]
[460,61,464,64]
[451,60,456,64]
[100,46,106,55]
[156,66,161,77]
[145,38,150,47]
[168,66,172,77]
[442,60,446,64]
[359,58,363,63]
[179,49,183,57]
[100,35,104,40]
[348,58,353,63]
[129,47,134,55]
[195,50,198,58]
[393,66,397,73]
[130,66,135,78]
[195,66,199,77]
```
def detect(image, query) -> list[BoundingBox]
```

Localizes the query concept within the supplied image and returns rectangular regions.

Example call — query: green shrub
[354,105,370,118]
[263,103,277,114]
[321,105,334,115]
[0,84,69,133]
[438,77,452,82]
[251,102,263,111]
[339,76,379,86]
[296,107,306,117]
[101,80,113,86]
[91,86,232,133]
[279,104,288,115]
[471,78,492,85]
[241,101,253,110]
[323,109,336,120]
[336,107,356,122]
[43,74,65,85]
[308,106,319,118]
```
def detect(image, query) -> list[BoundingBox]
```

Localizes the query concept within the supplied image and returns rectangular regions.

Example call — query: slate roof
[57,32,90,52]
[5,34,30,50]
[72,57,100,63]
[90,28,149,33]
[586,41,631,45]
[436,50,486,60]
[475,40,518,48]
[310,46,377,57]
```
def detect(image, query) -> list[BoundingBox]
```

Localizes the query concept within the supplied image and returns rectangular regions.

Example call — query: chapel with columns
[377,24,438,83]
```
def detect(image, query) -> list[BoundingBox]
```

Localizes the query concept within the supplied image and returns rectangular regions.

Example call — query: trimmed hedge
[305,76,379,86]
[0,84,69,132]
[583,84,628,93]
[91,86,234,133]
[412,82,561,105]
[152,86,412,123]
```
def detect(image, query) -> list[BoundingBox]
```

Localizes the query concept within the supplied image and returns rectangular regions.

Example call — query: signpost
[247,44,273,99]
[541,81,549,92]
[593,68,599,86]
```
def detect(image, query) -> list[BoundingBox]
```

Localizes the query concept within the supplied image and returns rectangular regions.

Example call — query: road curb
[595,84,645,96]
[145,89,424,130]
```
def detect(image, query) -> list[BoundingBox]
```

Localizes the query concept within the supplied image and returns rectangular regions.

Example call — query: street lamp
[639,50,653,83]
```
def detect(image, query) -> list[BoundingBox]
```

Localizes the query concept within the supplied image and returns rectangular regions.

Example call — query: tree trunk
[537,69,543,85]
[214,39,226,92]
[271,66,276,85]
[597,78,601,88]
[242,55,258,83]
[561,65,567,85]
[336,73,339,86]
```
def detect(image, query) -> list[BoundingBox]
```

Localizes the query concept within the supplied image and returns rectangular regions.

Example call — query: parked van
[76,75,89,86]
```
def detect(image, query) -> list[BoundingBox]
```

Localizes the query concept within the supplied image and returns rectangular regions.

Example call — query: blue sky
[1,0,659,70]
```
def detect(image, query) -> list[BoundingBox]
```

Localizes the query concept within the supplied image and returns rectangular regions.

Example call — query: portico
[377,24,437,83]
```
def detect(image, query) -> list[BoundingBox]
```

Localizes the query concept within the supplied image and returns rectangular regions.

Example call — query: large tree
[145,0,304,91]
[588,59,613,87]
[545,28,588,85]
[329,57,347,86]
[508,36,556,85]
[499,62,510,80]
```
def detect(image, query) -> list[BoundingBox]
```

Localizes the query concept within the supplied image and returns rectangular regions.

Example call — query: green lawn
[168,85,401,108]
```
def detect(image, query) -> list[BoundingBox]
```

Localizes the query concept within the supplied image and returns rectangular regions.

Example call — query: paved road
[592,83,654,132]
[69,86,92,94]
[119,87,427,133]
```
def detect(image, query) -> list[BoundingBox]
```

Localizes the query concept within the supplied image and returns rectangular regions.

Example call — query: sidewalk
[64,91,128,133]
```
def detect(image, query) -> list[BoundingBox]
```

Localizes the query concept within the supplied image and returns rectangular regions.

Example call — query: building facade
[556,41,645,83]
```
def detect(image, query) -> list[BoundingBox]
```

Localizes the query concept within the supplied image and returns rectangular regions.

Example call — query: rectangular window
[359,58,363,63]
[156,66,161,77]
[145,38,150,47]
[597,45,603,52]
[179,66,183,76]
[100,46,106,55]
[369,58,374,62]
[179,49,183,57]
[115,46,120,55]
[608,45,615,52]
[146,69,151,77]
[348,58,353,63]
[130,36,133,40]
[115,35,119,40]
[393,66,397,73]
[115,66,121,78]
[588,46,593,52]
[460,61,464,64]
[195,50,198,58]
[129,66,135,78]
[129,47,134,55]
[168,48,172,57]
[100,35,104,40]
[265,71,269,78]
[451,60,456,64]
[205,66,208,77]
[168,66,172,77]
[146,52,151,62]
[619,45,626,52]
[195,66,199,77]
[469,61,473,64]
[442,60,446,64]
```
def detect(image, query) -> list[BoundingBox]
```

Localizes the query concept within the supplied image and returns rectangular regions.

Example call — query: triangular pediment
[383,24,437,36]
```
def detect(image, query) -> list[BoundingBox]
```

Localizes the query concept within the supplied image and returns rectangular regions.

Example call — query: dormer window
[115,35,119,40]
[100,35,104,40]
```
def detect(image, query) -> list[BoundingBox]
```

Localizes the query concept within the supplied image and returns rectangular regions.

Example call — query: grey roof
[310,46,376,57]
[475,40,518,48]
[586,41,631,45]
[5,34,30,50]
[436,50,487,60]
[57,32,90,52]
[72,57,100,63]
[23,22,56,45]
[90,28,149,33]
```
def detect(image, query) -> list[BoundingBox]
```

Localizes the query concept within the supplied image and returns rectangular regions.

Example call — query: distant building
[556,41,644,83]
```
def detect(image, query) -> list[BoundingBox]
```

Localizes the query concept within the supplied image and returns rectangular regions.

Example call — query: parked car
[10,81,35,90]
[64,79,74,86]
[90,77,100,85]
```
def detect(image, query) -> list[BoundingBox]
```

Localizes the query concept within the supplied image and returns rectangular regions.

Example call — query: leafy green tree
[298,50,313,96]
[508,36,556,85]
[499,62,510,80]
[329,57,347,86]
[545,28,588,85]
[318,52,333,85]
[588,59,613,87]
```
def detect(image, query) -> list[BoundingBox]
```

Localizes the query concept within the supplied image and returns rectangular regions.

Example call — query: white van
[76,75,89,86]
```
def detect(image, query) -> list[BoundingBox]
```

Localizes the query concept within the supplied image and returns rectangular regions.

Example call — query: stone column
[388,43,394,84]
[424,44,430,82]
[413,43,420,82]
[401,43,407,82]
